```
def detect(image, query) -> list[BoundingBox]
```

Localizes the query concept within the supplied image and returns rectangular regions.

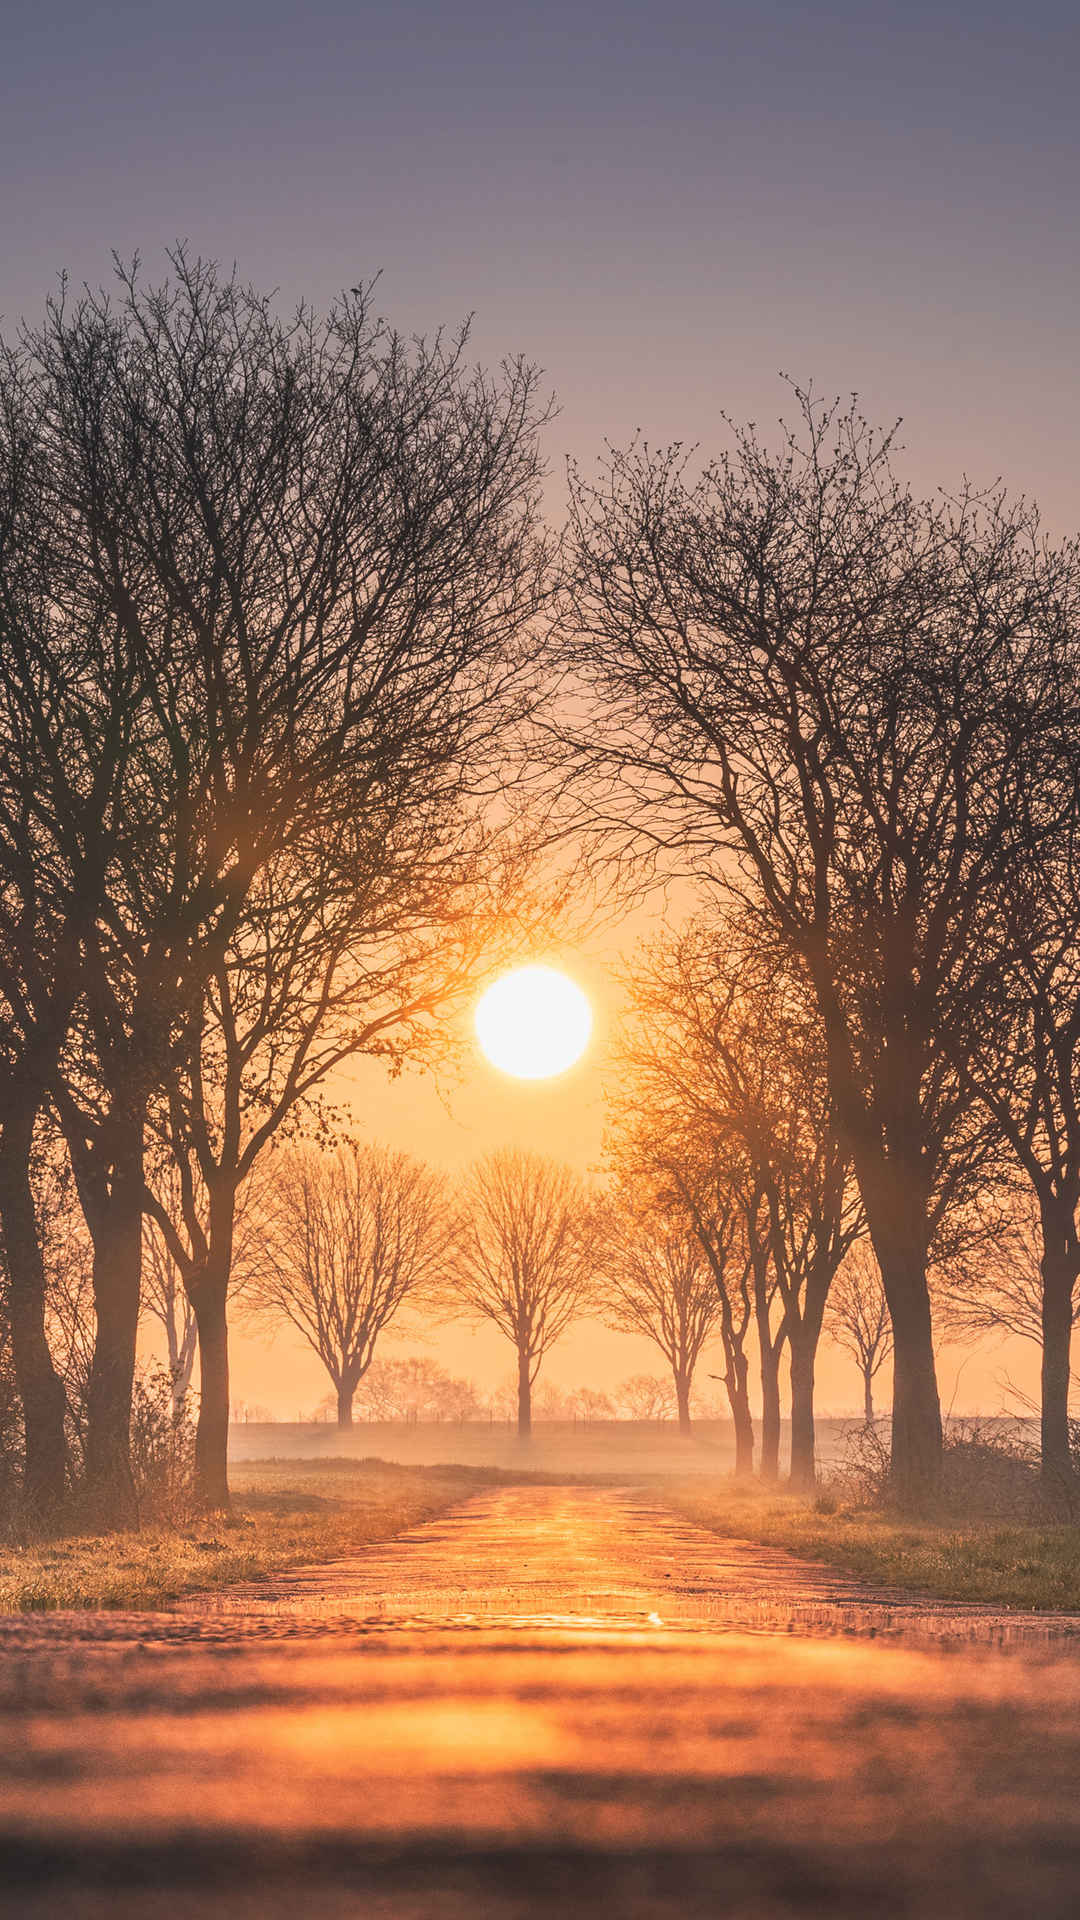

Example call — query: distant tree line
[289,1362,721,1427]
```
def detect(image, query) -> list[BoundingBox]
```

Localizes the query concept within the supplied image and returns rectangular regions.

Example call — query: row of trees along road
[4,252,1080,1520]
[0,253,550,1521]
[558,393,1080,1508]
[247,1145,595,1439]
[234,1138,891,1459]
[606,916,864,1490]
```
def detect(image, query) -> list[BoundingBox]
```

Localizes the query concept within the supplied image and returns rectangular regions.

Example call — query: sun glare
[474,965,593,1080]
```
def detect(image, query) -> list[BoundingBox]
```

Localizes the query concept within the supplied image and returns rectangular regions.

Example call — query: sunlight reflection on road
[3,1485,1080,1918]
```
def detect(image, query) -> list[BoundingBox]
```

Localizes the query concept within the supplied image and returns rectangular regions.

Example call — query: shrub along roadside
[666,1479,1080,1613]
[0,1460,490,1613]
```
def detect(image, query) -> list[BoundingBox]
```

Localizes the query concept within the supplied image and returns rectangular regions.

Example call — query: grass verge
[0,1459,489,1613]
[665,1481,1080,1612]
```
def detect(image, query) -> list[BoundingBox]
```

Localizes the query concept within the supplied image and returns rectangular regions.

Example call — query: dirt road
[2,1484,1080,1918]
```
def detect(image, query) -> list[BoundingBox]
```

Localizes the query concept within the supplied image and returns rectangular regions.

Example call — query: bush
[821,1415,1053,1521]
[0,1353,198,1538]
[821,1419,892,1508]
[0,1334,23,1534]
[129,1366,197,1524]
[941,1417,1044,1520]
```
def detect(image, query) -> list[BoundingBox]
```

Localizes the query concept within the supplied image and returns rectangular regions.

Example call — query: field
[3,1419,1077,1616]
[665,1480,1080,1613]
[0,1460,490,1613]
[228,1416,851,1476]
[230,1422,1080,1616]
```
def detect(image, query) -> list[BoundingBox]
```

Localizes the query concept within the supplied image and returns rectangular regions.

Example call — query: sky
[4,0,1075,1416]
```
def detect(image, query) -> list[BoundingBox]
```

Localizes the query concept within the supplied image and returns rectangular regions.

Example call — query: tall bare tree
[253,1144,454,1426]
[1,250,547,1520]
[675,1162,757,1474]
[0,347,127,1510]
[603,1094,758,1472]
[448,1149,593,1437]
[561,392,1065,1505]
[145,824,542,1507]
[954,794,1080,1496]
[616,920,861,1487]
[595,1196,721,1434]
[745,964,863,1488]
[826,1241,893,1425]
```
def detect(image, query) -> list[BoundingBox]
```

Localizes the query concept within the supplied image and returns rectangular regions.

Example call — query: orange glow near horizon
[475,965,593,1081]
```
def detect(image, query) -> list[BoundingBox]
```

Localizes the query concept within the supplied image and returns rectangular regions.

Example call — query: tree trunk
[674,1372,692,1437]
[1040,1246,1077,1502]
[83,1111,144,1527]
[821,991,943,1511]
[886,1298,943,1509]
[752,1248,782,1481]
[863,1369,875,1426]
[336,1384,355,1428]
[163,1277,198,1417]
[190,1238,233,1511]
[517,1348,532,1438]
[191,1293,230,1510]
[728,1347,754,1476]
[759,1338,781,1481]
[708,1251,754,1473]
[0,1107,68,1515]
[870,1226,942,1510]
[789,1334,816,1492]
[172,1314,198,1416]
[857,1166,942,1509]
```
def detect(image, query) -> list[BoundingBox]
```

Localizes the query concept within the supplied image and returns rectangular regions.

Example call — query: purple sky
[3,1,1079,524]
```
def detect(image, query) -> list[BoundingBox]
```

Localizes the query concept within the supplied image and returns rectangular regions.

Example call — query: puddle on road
[152,1487,1080,1659]
[184,1586,1080,1654]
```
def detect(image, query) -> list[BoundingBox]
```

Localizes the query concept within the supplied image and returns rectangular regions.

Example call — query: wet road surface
[2,1484,1080,1918]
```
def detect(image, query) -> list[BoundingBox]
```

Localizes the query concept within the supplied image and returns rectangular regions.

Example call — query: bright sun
[474,965,593,1080]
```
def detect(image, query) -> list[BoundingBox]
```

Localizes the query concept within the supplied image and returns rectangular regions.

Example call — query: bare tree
[617,1373,676,1421]
[616,919,862,1488]
[428,1371,483,1423]
[745,961,863,1488]
[448,1149,593,1437]
[0,349,127,1510]
[596,1196,721,1434]
[146,823,547,1511]
[534,1379,574,1419]
[602,1100,757,1470]
[353,1356,481,1424]
[568,1386,615,1422]
[669,1155,758,1474]
[561,392,1062,1505]
[0,250,547,1520]
[140,1223,198,1421]
[826,1241,893,1424]
[938,1189,1080,1354]
[0,1124,98,1494]
[253,1144,454,1427]
[954,796,1080,1496]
